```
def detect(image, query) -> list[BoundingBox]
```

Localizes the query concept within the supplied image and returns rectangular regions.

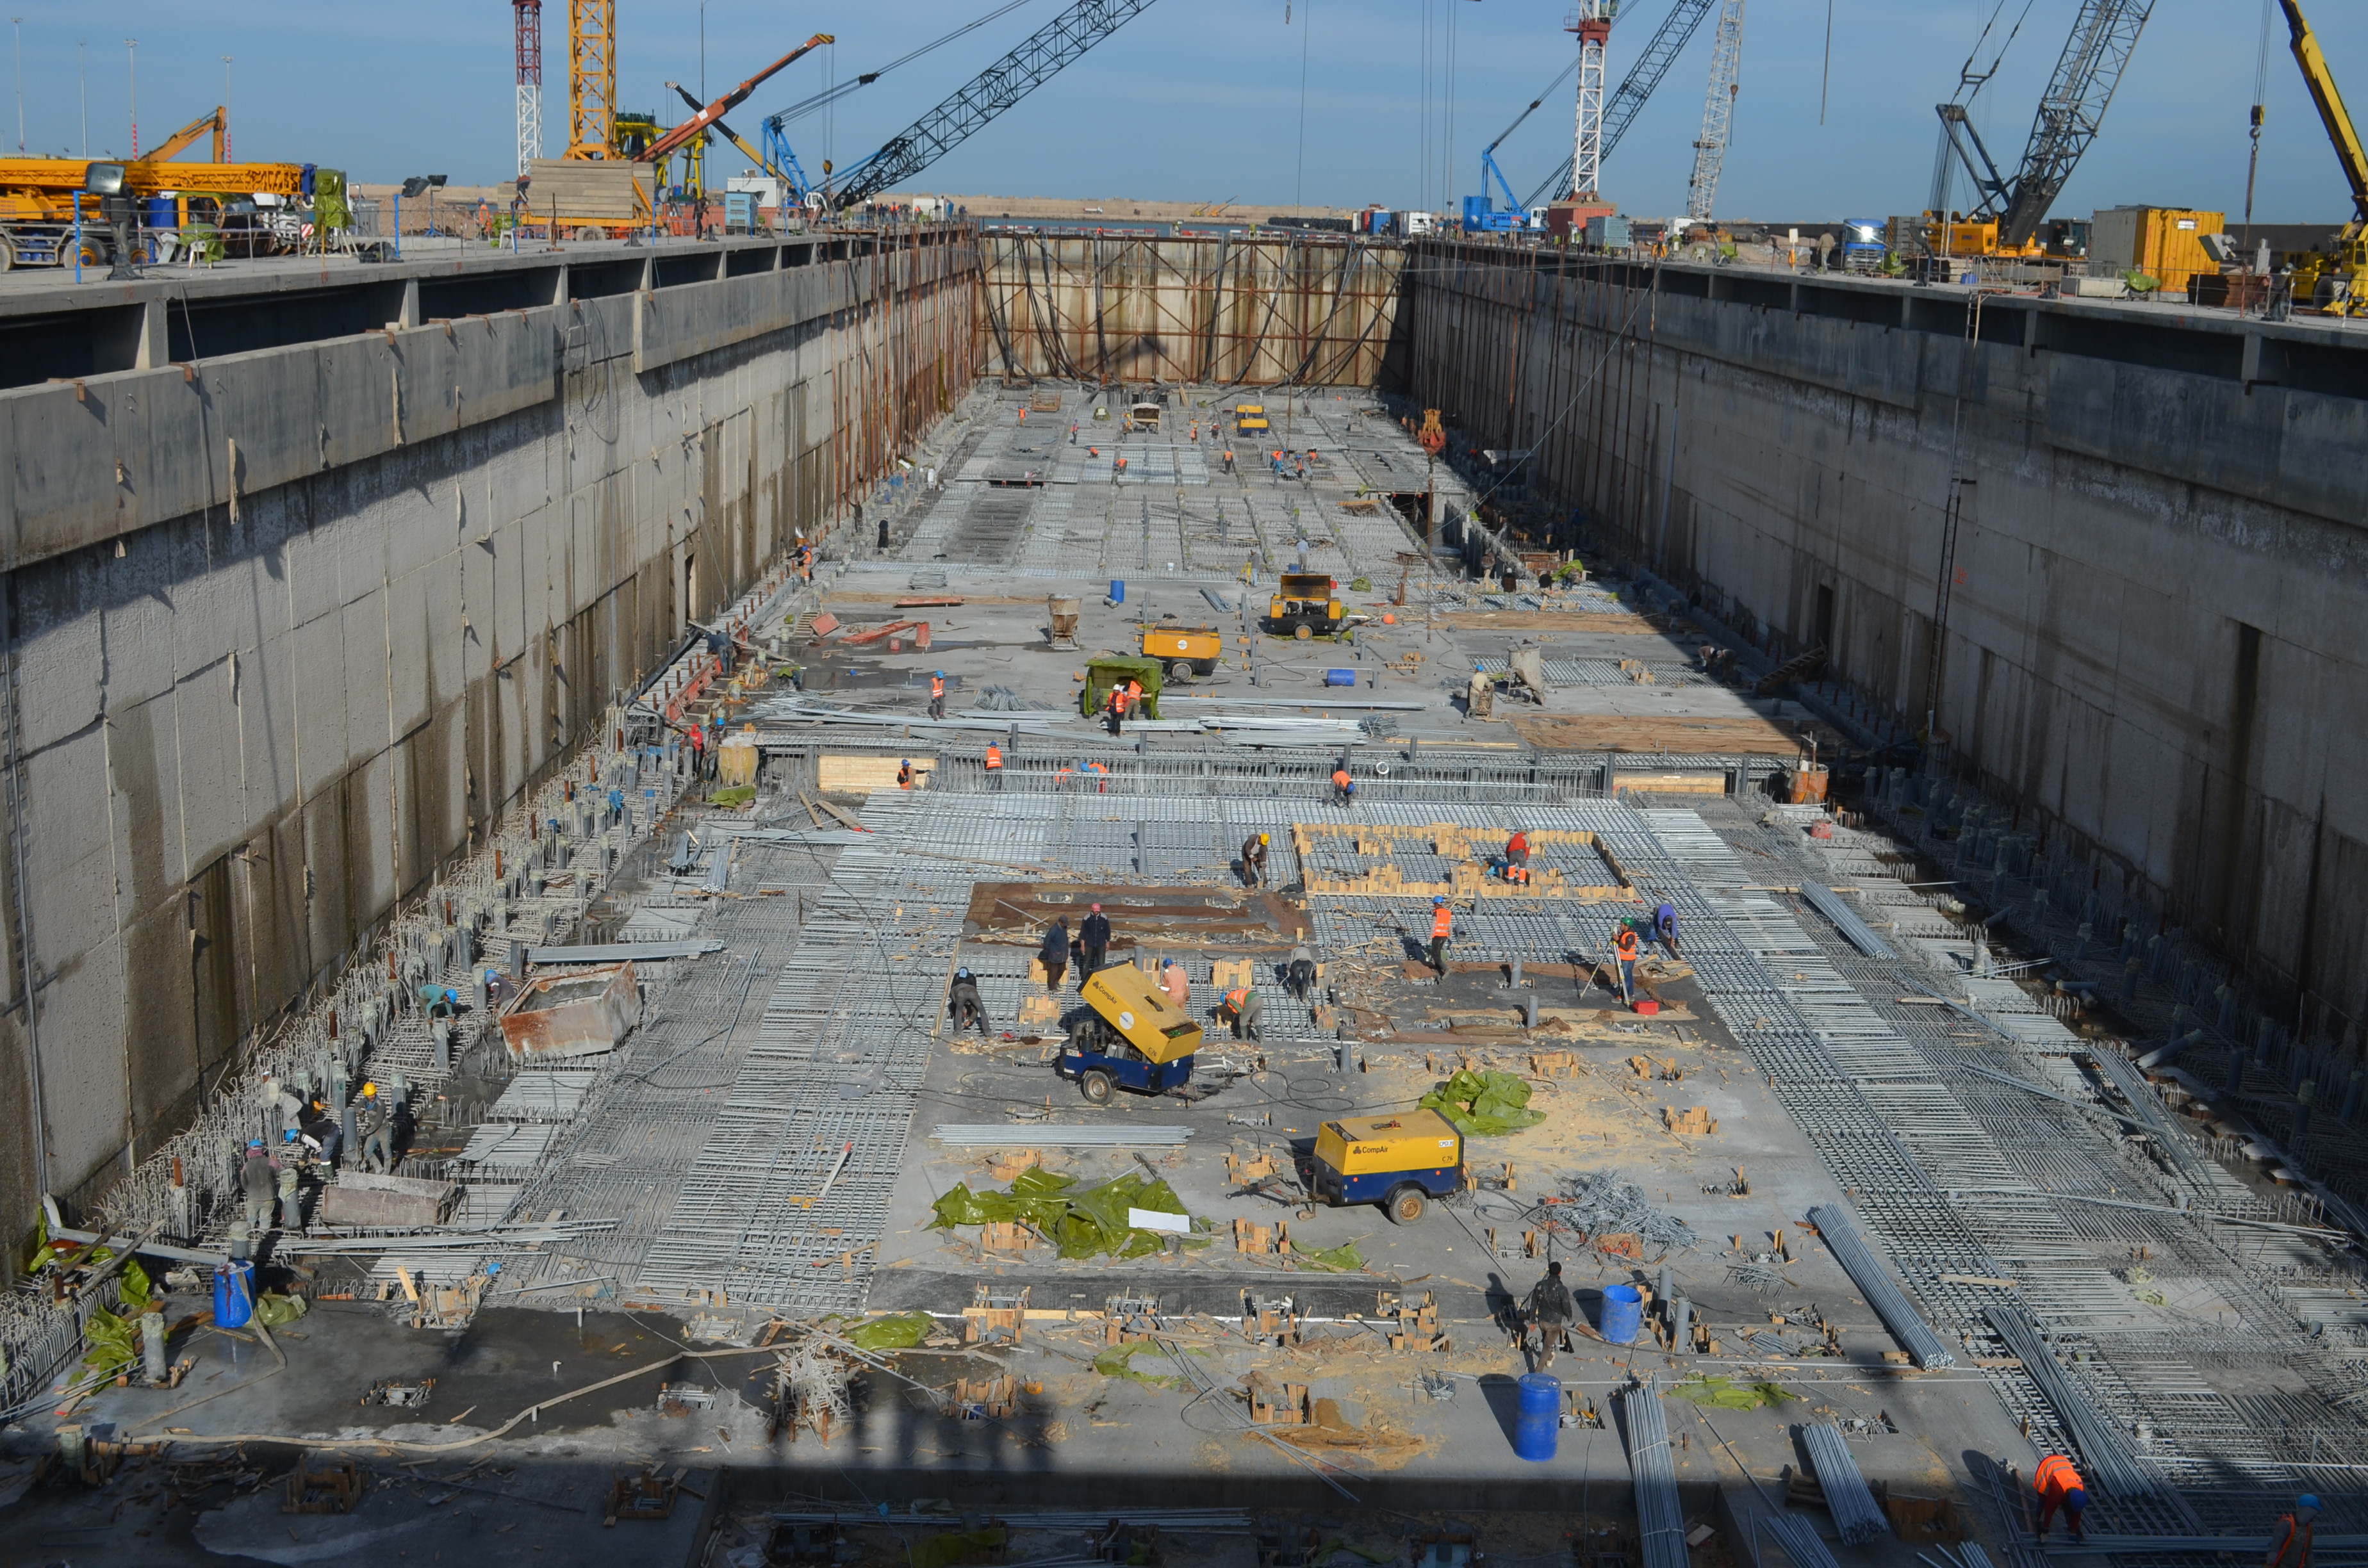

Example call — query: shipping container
[2089,206,2224,297]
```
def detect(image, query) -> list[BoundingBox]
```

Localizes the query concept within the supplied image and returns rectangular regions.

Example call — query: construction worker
[948,967,989,1036]
[1125,678,1145,719]
[1287,942,1317,1002]
[1655,900,1681,954]
[1071,421,1079,445]
[301,1097,342,1165]
[1242,831,1270,889]
[984,742,1005,792]
[1815,230,1838,272]
[238,1139,279,1234]
[2033,1454,2089,1543]
[1331,765,1355,806]
[277,1131,305,1231]
[1524,1259,1575,1371]
[929,671,948,720]
[1080,902,1112,980]
[1160,958,1190,1013]
[2267,1496,2321,1568]
[1429,897,1453,974]
[1615,923,1641,1004]
[1467,664,1495,721]
[1220,984,1263,1041]
[1107,682,1128,737]
[688,723,706,778]
[1223,448,1236,475]
[418,981,461,1018]
[1040,918,1071,993]
[898,758,916,789]
[357,1082,395,1174]
[1505,829,1530,871]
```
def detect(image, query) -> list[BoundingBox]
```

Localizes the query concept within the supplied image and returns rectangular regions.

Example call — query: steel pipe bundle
[1985,1306,2162,1498]
[1805,1203,1955,1368]
[930,1124,1194,1147]
[1748,1510,1844,1568]
[1620,1378,1690,1568]
[1800,1423,1889,1545]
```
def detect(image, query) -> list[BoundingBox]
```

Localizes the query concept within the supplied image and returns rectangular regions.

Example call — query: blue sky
[4,0,2361,223]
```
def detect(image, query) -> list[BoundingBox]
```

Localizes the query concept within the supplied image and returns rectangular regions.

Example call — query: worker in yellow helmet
[357,1082,395,1173]
[1241,831,1270,890]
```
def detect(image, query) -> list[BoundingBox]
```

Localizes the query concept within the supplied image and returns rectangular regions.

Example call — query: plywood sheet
[524,159,651,222]
[819,755,934,792]
[1511,714,1804,755]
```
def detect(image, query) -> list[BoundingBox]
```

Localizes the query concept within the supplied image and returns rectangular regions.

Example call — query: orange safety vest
[1615,928,1640,961]
[984,745,1003,769]
[1111,686,1128,714]
[2034,1455,2083,1498]
[1224,986,1248,1010]
[1431,906,1453,940]
[930,676,945,698]
[1332,769,1352,788]
[1507,833,1529,858]
[1127,681,1143,702]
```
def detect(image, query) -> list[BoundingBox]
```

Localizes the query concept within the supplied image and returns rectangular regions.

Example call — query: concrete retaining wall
[976,234,1402,387]
[0,232,979,1226]
[1403,241,2368,1038]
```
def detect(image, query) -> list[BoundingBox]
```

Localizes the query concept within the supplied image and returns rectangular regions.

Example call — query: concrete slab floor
[10,379,2289,1565]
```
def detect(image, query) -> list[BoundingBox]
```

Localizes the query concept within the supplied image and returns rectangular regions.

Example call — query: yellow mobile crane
[2278,0,2368,313]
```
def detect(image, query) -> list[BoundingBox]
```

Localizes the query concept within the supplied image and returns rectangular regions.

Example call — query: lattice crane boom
[515,0,544,176]
[1684,0,1744,222]
[1997,0,2155,246]
[830,0,1160,209]
[564,0,616,159]
[1525,0,1717,211]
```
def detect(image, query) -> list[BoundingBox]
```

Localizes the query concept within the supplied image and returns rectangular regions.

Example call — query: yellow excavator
[2279,0,2368,313]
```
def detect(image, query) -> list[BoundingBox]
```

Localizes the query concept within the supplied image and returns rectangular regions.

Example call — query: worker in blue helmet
[898,758,915,789]
[1429,896,1454,974]
[929,670,948,719]
[1467,662,1495,721]
[948,965,988,1036]
[2268,1496,2321,1568]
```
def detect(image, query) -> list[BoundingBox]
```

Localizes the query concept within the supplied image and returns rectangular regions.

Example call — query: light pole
[221,56,231,161]
[124,37,135,159]
[76,37,85,155]
[12,19,24,156]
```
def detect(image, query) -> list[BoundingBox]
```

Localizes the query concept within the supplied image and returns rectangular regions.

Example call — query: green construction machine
[1081,655,1165,720]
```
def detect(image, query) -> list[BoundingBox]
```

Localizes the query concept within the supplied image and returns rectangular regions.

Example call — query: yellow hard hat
[1259,833,1269,844]
[361,1082,379,1098]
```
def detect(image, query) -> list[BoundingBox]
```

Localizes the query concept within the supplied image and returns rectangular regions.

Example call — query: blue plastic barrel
[1324,669,1357,687]
[144,197,176,231]
[1514,1373,1561,1461]
[1599,1284,1643,1345]
[213,1261,256,1330]
[1110,579,1126,604]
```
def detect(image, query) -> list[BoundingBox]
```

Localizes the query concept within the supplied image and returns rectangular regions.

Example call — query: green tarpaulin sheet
[1420,1069,1547,1135]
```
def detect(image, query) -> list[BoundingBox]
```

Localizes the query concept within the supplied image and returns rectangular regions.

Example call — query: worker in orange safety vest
[929,671,947,720]
[2266,1496,2321,1568]
[1219,984,1262,1040]
[897,758,914,790]
[1331,766,1355,806]
[2033,1455,2089,1543]
[984,743,1004,791]
[1615,924,1641,1003]
[1429,897,1453,974]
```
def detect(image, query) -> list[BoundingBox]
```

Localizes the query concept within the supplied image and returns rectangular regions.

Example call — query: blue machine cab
[1310,1108,1465,1223]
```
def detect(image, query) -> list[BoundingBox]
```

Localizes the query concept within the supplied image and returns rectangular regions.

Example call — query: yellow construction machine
[2277,0,2368,313]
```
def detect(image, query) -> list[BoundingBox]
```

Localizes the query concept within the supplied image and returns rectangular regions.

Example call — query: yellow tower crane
[566,0,618,159]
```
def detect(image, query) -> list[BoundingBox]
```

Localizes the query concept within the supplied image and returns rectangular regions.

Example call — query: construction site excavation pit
[10,259,2368,1564]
